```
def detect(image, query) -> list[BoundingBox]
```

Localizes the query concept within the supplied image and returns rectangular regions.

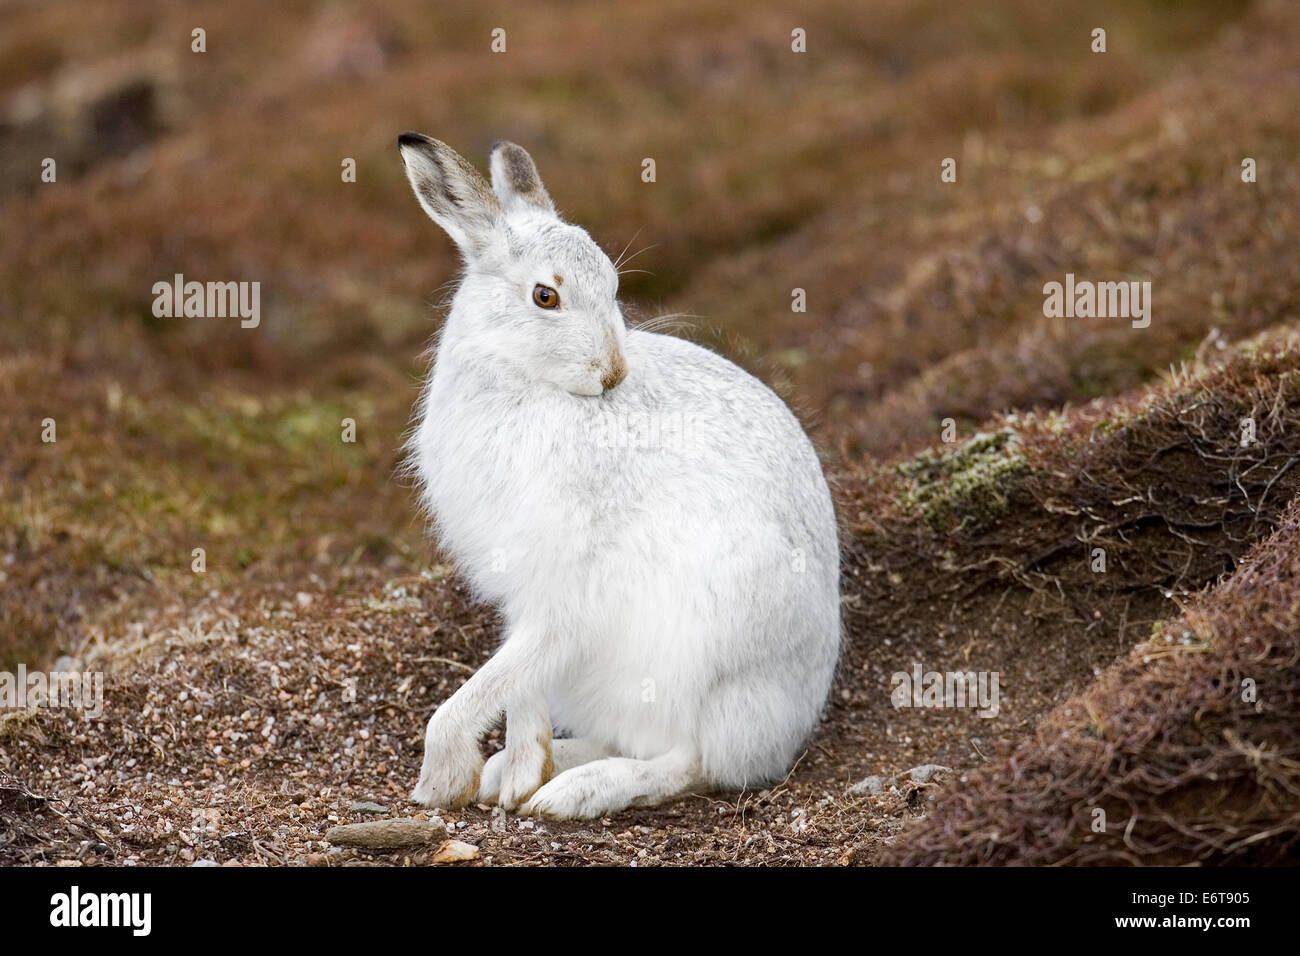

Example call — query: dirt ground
[3,0,1300,865]
[0,558,1104,867]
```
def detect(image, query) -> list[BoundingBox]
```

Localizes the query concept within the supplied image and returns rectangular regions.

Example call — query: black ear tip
[398,131,430,149]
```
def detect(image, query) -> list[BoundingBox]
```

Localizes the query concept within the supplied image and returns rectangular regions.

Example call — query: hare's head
[398,133,627,397]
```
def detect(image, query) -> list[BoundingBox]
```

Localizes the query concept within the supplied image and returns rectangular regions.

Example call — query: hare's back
[617,329,834,533]
[623,329,822,470]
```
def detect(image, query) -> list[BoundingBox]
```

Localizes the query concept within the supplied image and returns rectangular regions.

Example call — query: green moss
[896,428,1029,530]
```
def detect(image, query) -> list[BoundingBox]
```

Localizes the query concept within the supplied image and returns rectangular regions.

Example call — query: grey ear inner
[397,132,502,254]
[489,141,555,215]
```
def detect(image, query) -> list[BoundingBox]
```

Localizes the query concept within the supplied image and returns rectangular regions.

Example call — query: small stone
[907,764,952,784]
[848,775,887,795]
[324,818,448,849]
[431,839,479,864]
[348,801,390,815]
[191,859,220,867]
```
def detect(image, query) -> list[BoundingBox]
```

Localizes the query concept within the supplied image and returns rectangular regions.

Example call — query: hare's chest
[415,392,600,582]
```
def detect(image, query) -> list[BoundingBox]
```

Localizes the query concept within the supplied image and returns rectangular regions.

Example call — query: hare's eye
[532,284,560,310]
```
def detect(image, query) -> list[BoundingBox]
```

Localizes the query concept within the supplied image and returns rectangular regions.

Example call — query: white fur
[397,134,840,819]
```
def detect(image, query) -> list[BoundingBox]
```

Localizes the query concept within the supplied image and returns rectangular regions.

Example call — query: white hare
[398,133,840,820]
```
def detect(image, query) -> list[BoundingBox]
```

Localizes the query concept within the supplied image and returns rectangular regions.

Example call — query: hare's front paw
[411,722,482,809]
[476,738,554,810]
[521,763,618,821]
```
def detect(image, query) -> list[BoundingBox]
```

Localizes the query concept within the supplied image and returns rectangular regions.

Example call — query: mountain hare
[398,132,840,819]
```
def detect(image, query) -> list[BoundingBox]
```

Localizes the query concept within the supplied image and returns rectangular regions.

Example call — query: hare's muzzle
[601,349,628,392]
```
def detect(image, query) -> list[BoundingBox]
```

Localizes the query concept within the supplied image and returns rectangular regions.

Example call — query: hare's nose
[601,350,627,391]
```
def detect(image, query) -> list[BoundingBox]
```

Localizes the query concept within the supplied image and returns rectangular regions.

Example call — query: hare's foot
[521,746,700,820]
[410,621,557,809]
[476,735,551,809]
[476,692,551,809]
[478,736,612,807]
[411,716,483,809]
[476,747,509,804]
[552,737,613,772]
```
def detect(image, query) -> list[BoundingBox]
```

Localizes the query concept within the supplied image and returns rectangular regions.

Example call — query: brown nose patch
[602,351,627,390]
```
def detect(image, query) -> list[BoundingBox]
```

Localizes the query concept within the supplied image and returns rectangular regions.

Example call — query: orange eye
[532,284,560,309]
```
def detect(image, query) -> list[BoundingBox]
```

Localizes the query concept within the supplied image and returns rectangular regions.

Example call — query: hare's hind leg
[551,737,613,770]
[520,746,701,820]
[478,732,612,808]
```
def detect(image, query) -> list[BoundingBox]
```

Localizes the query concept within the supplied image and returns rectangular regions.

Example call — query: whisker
[631,311,701,335]
[617,243,659,270]
[612,227,645,270]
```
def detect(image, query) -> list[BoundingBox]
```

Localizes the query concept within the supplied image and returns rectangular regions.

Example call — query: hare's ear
[488,141,555,216]
[398,133,501,255]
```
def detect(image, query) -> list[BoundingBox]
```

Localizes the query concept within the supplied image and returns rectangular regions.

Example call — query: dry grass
[879,492,1300,865]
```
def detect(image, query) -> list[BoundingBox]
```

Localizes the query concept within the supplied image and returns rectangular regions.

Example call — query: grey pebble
[848,775,887,795]
[907,764,952,784]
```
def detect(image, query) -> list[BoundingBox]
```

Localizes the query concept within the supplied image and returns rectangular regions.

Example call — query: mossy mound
[895,429,1028,531]
[849,324,1300,864]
